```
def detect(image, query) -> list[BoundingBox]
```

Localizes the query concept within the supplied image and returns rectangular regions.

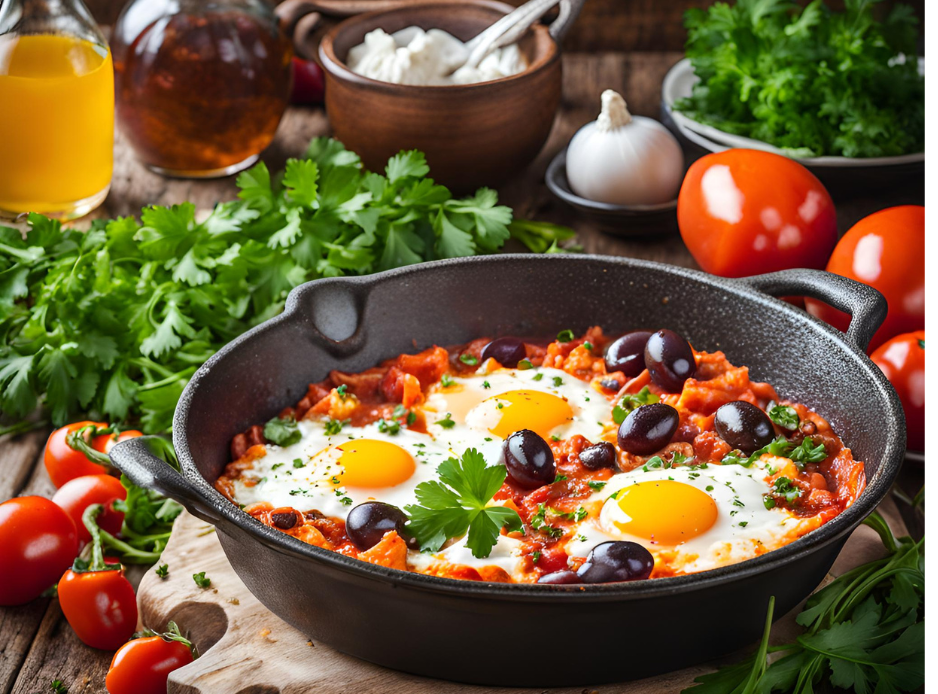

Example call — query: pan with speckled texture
[110,255,904,687]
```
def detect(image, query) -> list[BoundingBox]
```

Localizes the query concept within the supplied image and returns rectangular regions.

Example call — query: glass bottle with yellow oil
[0,0,114,220]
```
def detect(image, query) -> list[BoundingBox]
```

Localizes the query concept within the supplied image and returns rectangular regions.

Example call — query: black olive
[605,331,653,377]
[480,337,526,368]
[617,403,680,455]
[579,441,618,470]
[503,429,556,489]
[644,329,696,392]
[576,541,654,583]
[537,570,582,585]
[599,378,621,392]
[346,502,415,550]
[714,401,776,454]
[270,510,298,530]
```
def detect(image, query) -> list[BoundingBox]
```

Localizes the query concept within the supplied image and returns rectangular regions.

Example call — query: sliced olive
[503,429,556,489]
[617,403,680,456]
[346,501,415,550]
[576,541,654,583]
[537,570,582,585]
[644,329,696,392]
[714,401,775,454]
[605,331,653,377]
[270,510,298,530]
[480,337,526,368]
[579,441,618,470]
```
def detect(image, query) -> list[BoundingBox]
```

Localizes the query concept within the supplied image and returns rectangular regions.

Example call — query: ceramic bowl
[319,0,578,192]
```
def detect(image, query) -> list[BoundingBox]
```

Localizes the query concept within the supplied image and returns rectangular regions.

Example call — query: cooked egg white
[566,459,814,574]
[231,420,453,519]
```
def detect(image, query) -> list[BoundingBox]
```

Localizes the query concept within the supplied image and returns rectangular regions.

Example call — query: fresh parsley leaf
[440,374,455,387]
[324,418,347,436]
[377,418,400,435]
[612,386,660,424]
[50,680,68,694]
[587,480,607,491]
[263,415,301,447]
[789,437,828,465]
[192,571,211,589]
[769,404,800,430]
[772,477,802,503]
[518,359,533,370]
[459,354,479,366]
[155,563,169,579]
[556,329,575,342]
[404,449,522,558]
[437,413,455,429]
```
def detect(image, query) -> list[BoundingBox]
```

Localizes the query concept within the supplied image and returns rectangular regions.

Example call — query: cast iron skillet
[110,255,905,687]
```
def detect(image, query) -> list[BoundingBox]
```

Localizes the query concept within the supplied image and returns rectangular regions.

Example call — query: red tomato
[58,564,138,650]
[871,331,925,452]
[106,634,195,694]
[52,475,127,544]
[44,421,111,488]
[290,57,324,104]
[806,206,925,352]
[677,149,838,278]
[0,496,78,605]
[94,429,143,456]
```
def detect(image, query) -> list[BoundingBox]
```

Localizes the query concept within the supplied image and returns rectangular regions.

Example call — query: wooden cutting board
[137,499,907,693]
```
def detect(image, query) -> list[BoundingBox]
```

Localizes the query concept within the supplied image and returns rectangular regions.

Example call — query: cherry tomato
[871,331,925,452]
[44,421,111,488]
[94,429,143,456]
[678,149,838,278]
[106,632,195,694]
[58,563,138,650]
[806,206,924,352]
[290,57,324,104]
[0,496,78,605]
[52,475,127,544]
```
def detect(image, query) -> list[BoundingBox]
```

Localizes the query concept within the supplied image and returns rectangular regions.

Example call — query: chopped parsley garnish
[722,435,826,470]
[772,477,802,503]
[192,571,211,589]
[551,434,561,442]
[556,329,575,342]
[763,496,776,509]
[552,376,564,387]
[789,438,828,466]
[459,354,479,366]
[51,681,67,694]
[482,381,491,389]
[440,374,455,388]
[705,485,714,492]
[612,386,660,424]
[324,418,349,435]
[155,563,169,579]
[643,455,667,472]
[335,384,348,399]
[671,452,689,466]
[532,372,544,382]
[339,496,353,506]
[530,504,565,538]
[404,449,522,558]
[587,480,607,491]
[271,463,284,470]
[518,359,534,370]
[553,474,568,483]
[393,404,417,426]
[263,415,301,447]
[437,413,456,429]
[292,458,305,468]
[377,418,400,435]
[582,341,593,350]
[768,404,799,430]
[738,521,749,527]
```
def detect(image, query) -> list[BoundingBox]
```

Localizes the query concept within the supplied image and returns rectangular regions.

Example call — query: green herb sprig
[0,139,574,433]
[404,449,522,558]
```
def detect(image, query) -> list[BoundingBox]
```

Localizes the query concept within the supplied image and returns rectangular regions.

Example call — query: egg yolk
[483,389,574,439]
[333,439,416,488]
[611,481,717,545]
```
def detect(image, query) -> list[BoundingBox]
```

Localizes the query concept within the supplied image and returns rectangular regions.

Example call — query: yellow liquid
[0,34,114,218]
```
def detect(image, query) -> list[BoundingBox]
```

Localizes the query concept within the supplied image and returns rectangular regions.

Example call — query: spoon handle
[464,0,562,69]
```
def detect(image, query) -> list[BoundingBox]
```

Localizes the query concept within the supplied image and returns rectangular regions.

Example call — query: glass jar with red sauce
[111,0,292,178]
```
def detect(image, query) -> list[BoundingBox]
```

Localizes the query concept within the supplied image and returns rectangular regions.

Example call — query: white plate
[661,58,925,169]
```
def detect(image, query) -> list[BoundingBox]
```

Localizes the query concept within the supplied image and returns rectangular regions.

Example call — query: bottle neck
[0,0,106,46]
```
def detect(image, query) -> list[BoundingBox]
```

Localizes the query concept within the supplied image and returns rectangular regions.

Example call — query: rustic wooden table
[0,51,925,694]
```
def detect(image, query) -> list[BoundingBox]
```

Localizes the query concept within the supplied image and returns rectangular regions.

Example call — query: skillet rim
[171,254,905,601]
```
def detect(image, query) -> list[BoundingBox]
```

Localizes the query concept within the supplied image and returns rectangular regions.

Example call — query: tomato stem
[81,504,112,572]
[66,424,115,468]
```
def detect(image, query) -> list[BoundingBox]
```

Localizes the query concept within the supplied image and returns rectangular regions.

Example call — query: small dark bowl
[546,149,679,235]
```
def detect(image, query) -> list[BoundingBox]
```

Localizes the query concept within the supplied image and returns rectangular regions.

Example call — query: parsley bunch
[0,138,574,433]
[676,0,924,157]
[684,512,924,693]
[405,448,522,558]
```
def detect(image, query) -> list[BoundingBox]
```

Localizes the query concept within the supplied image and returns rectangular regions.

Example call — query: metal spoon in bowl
[455,0,563,74]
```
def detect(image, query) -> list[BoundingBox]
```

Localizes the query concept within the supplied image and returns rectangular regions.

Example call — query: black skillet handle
[737,269,887,353]
[109,436,223,525]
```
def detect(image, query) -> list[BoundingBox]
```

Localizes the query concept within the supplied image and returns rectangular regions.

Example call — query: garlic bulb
[566,90,684,206]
